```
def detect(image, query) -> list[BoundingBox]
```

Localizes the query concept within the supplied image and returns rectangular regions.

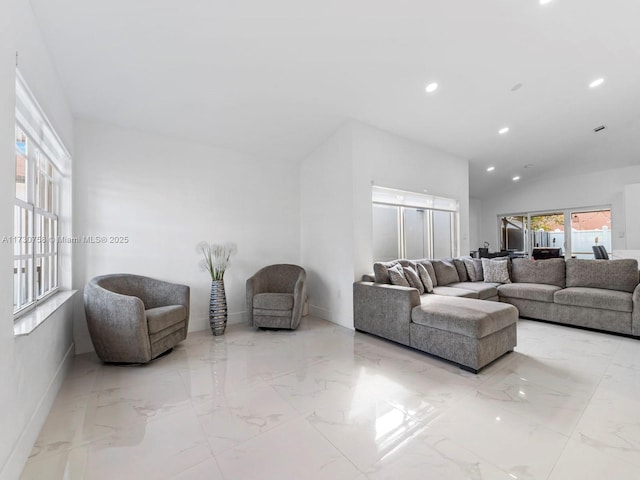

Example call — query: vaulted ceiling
[29,0,640,198]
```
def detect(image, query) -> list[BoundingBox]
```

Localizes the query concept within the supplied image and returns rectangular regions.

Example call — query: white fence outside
[540,229,611,258]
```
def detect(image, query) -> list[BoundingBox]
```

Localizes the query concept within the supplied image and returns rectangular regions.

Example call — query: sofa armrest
[291,269,307,329]
[632,283,640,336]
[84,282,151,363]
[353,282,420,346]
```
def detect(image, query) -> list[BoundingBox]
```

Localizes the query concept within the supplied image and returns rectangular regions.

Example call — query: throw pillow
[403,266,425,294]
[388,263,410,287]
[373,261,399,284]
[465,258,484,281]
[416,260,438,287]
[416,263,434,293]
[431,259,460,286]
[452,258,469,282]
[481,258,511,284]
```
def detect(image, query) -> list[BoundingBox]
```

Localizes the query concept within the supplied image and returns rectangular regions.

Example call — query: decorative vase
[209,279,228,335]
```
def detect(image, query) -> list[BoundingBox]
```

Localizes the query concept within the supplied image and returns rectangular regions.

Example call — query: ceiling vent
[593,125,606,133]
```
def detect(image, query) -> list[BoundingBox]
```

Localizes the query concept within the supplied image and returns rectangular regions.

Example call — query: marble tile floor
[20,317,640,480]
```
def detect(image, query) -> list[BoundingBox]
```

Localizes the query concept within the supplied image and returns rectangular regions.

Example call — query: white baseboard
[0,343,74,480]
[309,304,331,320]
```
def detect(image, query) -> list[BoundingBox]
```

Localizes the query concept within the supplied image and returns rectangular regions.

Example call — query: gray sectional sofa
[500,257,640,336]
[353,257,640,372]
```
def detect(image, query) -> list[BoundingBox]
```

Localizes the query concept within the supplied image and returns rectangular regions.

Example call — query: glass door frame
[496,204,612,259]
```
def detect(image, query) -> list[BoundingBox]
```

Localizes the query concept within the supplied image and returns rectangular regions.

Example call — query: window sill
[14,290,77,337]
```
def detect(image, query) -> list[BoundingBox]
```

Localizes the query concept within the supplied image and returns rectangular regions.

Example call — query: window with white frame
[13,71,69,316]
[372,186,459,261]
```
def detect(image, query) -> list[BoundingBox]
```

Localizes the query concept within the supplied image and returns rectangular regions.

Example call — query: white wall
[301,121,470,329]
[73,120,301,352]
[469,197,482,254]
[479,165,640,251]
[300,124,354,327]
[0,1,75,478]
[351,122,470,279]
[624,183,640,249]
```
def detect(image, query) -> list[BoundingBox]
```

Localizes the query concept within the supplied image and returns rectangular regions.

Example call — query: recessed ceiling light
[512,176,520,181]
[589,78,604,88]
[425,82,438,93]
[487,166,495,172]
[539,0,552,5]
[499,127,510,135]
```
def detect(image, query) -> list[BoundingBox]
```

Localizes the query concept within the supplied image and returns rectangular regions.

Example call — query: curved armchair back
[246,264,306,329]
[84,274,189,363]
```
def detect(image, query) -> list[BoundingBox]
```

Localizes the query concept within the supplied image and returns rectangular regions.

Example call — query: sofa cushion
[146,305,187,334]
[498,283,562,303]
[412,295,518,338]
[447,282,499,300]
[388,264,410,287]
[253,292,295,310]
[554,287,633,313]
[431,286,478,298]
[416,260,438,287]
[403,266,425,294]
[482,258,511,284]
[373,260,398,284]
[464,258,484,282]
[431,260,460,286]
[565,258,639,293]
[416,263,434,293]
[512,258,566,288]
[452,258,469,282]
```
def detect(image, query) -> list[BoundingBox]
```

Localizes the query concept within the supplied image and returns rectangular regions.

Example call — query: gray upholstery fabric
[146,305,187,334]
[431,260,460,286]
[497,283,562,303]
[84,274,190,363]
[511,258,566,288]
[246,264,306,330]
[482,258,511,284]
[416,260,438,287]
[362,273,376,282]
[410,296,517,371]
[499,297,558,322]
[389,264,410,287]
[373,260,398,284]
[431,286,478,298]
[403,266,425,294]
[253,292,295,310]
[353,282,419,346]
[409,322,516,373]
[447,282,498,300]
[414,260,438,287]
[416,263,434,293]
[412,296,518,338]
[632,284,640,336]
[463,258,484,282]
[398,259,419,270]
[555,304,631,334]
[452,258,469,282]
[554,287,633,313]
[566,258,639,293]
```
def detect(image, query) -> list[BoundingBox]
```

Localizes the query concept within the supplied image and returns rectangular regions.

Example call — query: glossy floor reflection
[21,317,640,480]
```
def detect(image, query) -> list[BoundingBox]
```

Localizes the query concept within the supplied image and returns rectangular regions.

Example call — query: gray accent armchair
[246,264,306,330]
[84,274,190,363]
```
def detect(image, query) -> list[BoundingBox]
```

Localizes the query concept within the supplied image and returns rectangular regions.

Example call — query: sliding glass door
[570,210,611,258]
[498,208,611,259]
